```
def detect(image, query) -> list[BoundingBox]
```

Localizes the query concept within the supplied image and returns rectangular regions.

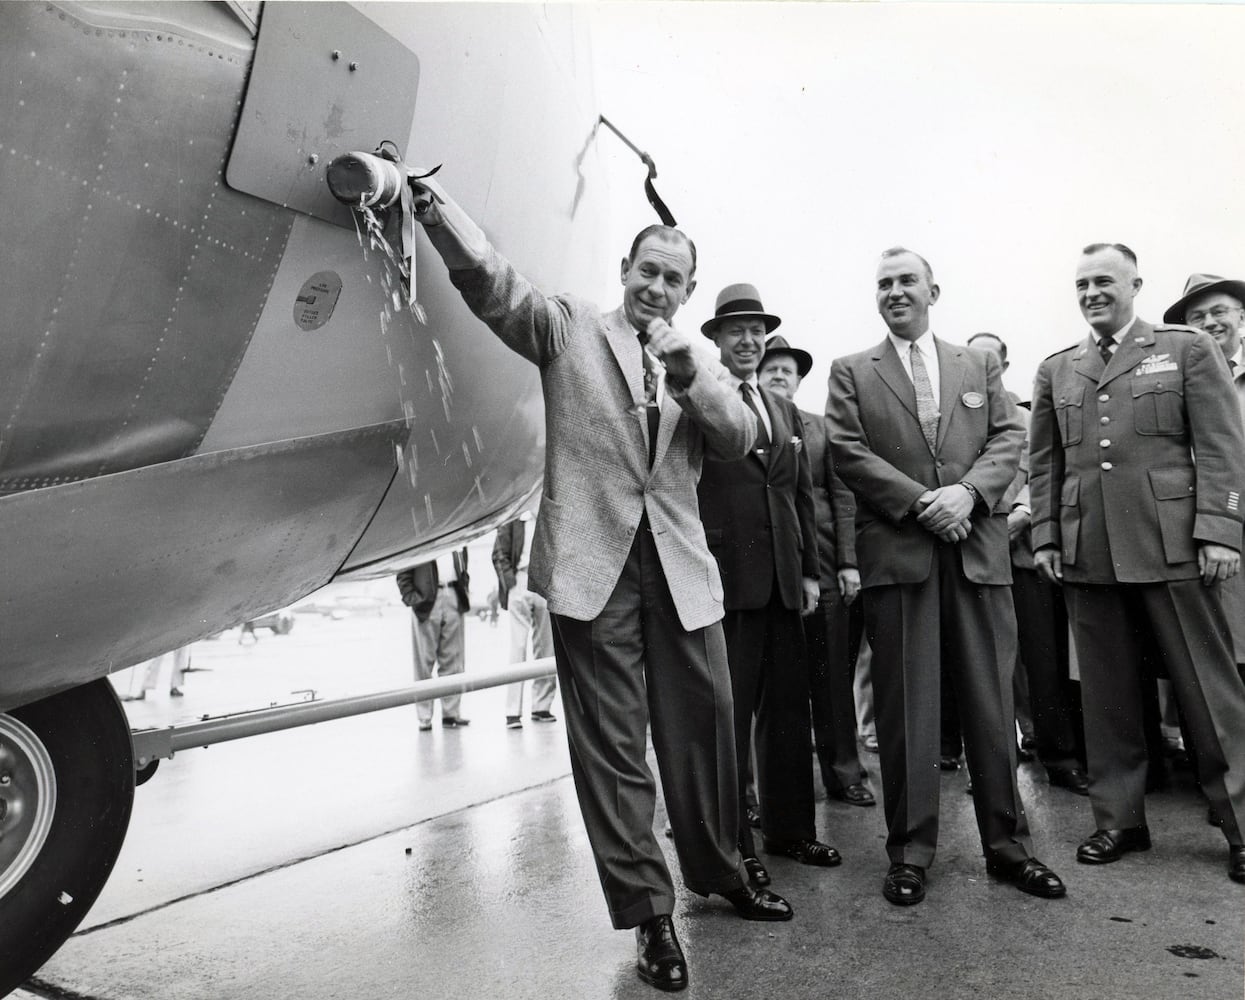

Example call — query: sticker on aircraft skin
[293,271,343,331]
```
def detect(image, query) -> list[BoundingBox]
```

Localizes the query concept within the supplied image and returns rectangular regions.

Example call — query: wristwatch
[959,481,983,508]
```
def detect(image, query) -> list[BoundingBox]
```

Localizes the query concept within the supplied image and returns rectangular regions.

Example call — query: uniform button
[1098,393,1110,403]
[1101,461,1113,471]
[1100,439,1111,447]
[1100,416,1110,425]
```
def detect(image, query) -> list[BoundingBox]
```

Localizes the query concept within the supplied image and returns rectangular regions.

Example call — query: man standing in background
[758,334,873,808]
[493,510,558,728]
[397,547,471,730]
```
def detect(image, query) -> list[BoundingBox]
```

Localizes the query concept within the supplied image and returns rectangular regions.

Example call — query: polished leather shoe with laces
[940,755,961,772]
[1046,766,1090,796]
[883,863,925,905]
[635,915,687,992]
[720,884,793,921]
[1077,826,1151,864]
[745,806,762,829]
[1229,845,1245,884]
[828,782,876,807]
[762,836,842,867]
[742,855,771,887]
[986,856,1066,898]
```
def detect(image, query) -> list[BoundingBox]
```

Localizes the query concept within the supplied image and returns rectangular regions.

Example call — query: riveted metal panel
[0,3,293,492]
[226,2,420,227]
[0,422,407,711]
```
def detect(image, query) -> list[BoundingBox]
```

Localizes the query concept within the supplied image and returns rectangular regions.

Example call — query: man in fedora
[758,335,874,808]
[1165,273,1245,682]
[404,180,794,993]
[828,247,1065,905]
[1029,244,1245,885]
[697,285,842,887]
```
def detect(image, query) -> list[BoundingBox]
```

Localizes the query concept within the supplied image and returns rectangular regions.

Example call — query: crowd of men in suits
[402,167,1245,993]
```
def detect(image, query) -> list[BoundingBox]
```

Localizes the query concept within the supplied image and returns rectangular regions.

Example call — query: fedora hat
[701,283,782,338]
[760,334,813,378]
[1163,273,1245,325]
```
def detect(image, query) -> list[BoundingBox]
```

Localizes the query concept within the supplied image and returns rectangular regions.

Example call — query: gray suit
[829,337,1033,868]
[448,245,755,927]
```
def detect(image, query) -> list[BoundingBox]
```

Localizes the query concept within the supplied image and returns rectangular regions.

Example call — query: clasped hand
[913,484,975,543]
[645,318,698,382]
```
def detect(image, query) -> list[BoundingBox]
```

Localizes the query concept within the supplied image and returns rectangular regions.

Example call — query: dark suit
[828,336,1033,868]
[800,411,866,794]
[1030,320,1245,840]
[492,519,524,611]
[699,384,820,854]
[397,549,470,620]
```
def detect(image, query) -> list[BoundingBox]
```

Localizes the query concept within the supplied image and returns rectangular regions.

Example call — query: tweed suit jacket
[827,337,1024,588]
[698,388,820,611]
[449,247,756,630]
[1029,319,1245,584]
[800,410,857,591]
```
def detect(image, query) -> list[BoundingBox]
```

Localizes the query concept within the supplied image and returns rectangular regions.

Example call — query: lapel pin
[961,391,985,408]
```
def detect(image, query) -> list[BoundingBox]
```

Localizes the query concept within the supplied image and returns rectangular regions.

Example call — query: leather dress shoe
[745,806,762,829]
[1046,766,1090,796]
[720,884,793,921]
[441,716,471,728]
[883,863,925,905]
[828,782,876,807]
[635,915,687,992]
[940,755,961,772]
[1229,846,1245,884]
[1076,827,1152,864]
[1209,805,1224,827]
[742,855,772,887]
[762,836,842,867]
[986,857,1066,898]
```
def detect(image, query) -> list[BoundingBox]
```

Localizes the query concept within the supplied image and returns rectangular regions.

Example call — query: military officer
[1030,244,1245,884]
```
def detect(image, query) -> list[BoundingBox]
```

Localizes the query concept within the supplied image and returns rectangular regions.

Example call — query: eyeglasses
[1186,305,1242,324]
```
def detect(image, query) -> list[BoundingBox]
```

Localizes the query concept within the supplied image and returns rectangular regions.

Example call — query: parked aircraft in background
[0,1,609,988]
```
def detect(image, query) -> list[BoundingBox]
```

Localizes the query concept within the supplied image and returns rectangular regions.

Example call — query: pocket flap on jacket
[1060,476,1080,506]
[1149,466,1195,500]
[1055,385,1084,408]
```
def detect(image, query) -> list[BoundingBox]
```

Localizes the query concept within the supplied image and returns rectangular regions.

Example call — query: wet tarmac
[15,586,1245,1000]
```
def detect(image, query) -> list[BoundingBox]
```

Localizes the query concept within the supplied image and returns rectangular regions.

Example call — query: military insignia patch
[961,392,985,409]
[1230,491,1240,513]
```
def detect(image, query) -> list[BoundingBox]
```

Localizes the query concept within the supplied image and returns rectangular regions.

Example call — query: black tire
[0,679,134,993]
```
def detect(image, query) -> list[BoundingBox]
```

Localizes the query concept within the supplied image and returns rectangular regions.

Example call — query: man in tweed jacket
[407,175,792,993]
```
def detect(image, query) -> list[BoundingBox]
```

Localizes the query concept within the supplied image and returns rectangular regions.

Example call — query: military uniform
[1029,319,1245,843]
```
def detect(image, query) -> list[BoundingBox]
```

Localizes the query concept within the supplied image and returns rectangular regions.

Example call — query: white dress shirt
[889,329,941,404]
[1090,315,1138,355]
[728,373,774,440]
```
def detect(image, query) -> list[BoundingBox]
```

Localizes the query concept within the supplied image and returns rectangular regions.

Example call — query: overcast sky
[588,2,1245,408]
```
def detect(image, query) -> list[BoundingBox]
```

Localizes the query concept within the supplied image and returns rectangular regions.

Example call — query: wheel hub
[0,714,57,899]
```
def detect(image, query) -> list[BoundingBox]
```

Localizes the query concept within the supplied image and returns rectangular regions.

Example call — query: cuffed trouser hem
[611,893,676,930]
[684,864,747,899]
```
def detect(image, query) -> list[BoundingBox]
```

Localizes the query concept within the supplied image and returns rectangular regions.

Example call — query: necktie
[641,348,661,467]
[909,344,939,453]
[740,383,771,452]
[1097,333,1115,365]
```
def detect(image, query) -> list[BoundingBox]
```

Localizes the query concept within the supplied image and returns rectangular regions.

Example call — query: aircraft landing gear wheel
[0,679,135,993]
